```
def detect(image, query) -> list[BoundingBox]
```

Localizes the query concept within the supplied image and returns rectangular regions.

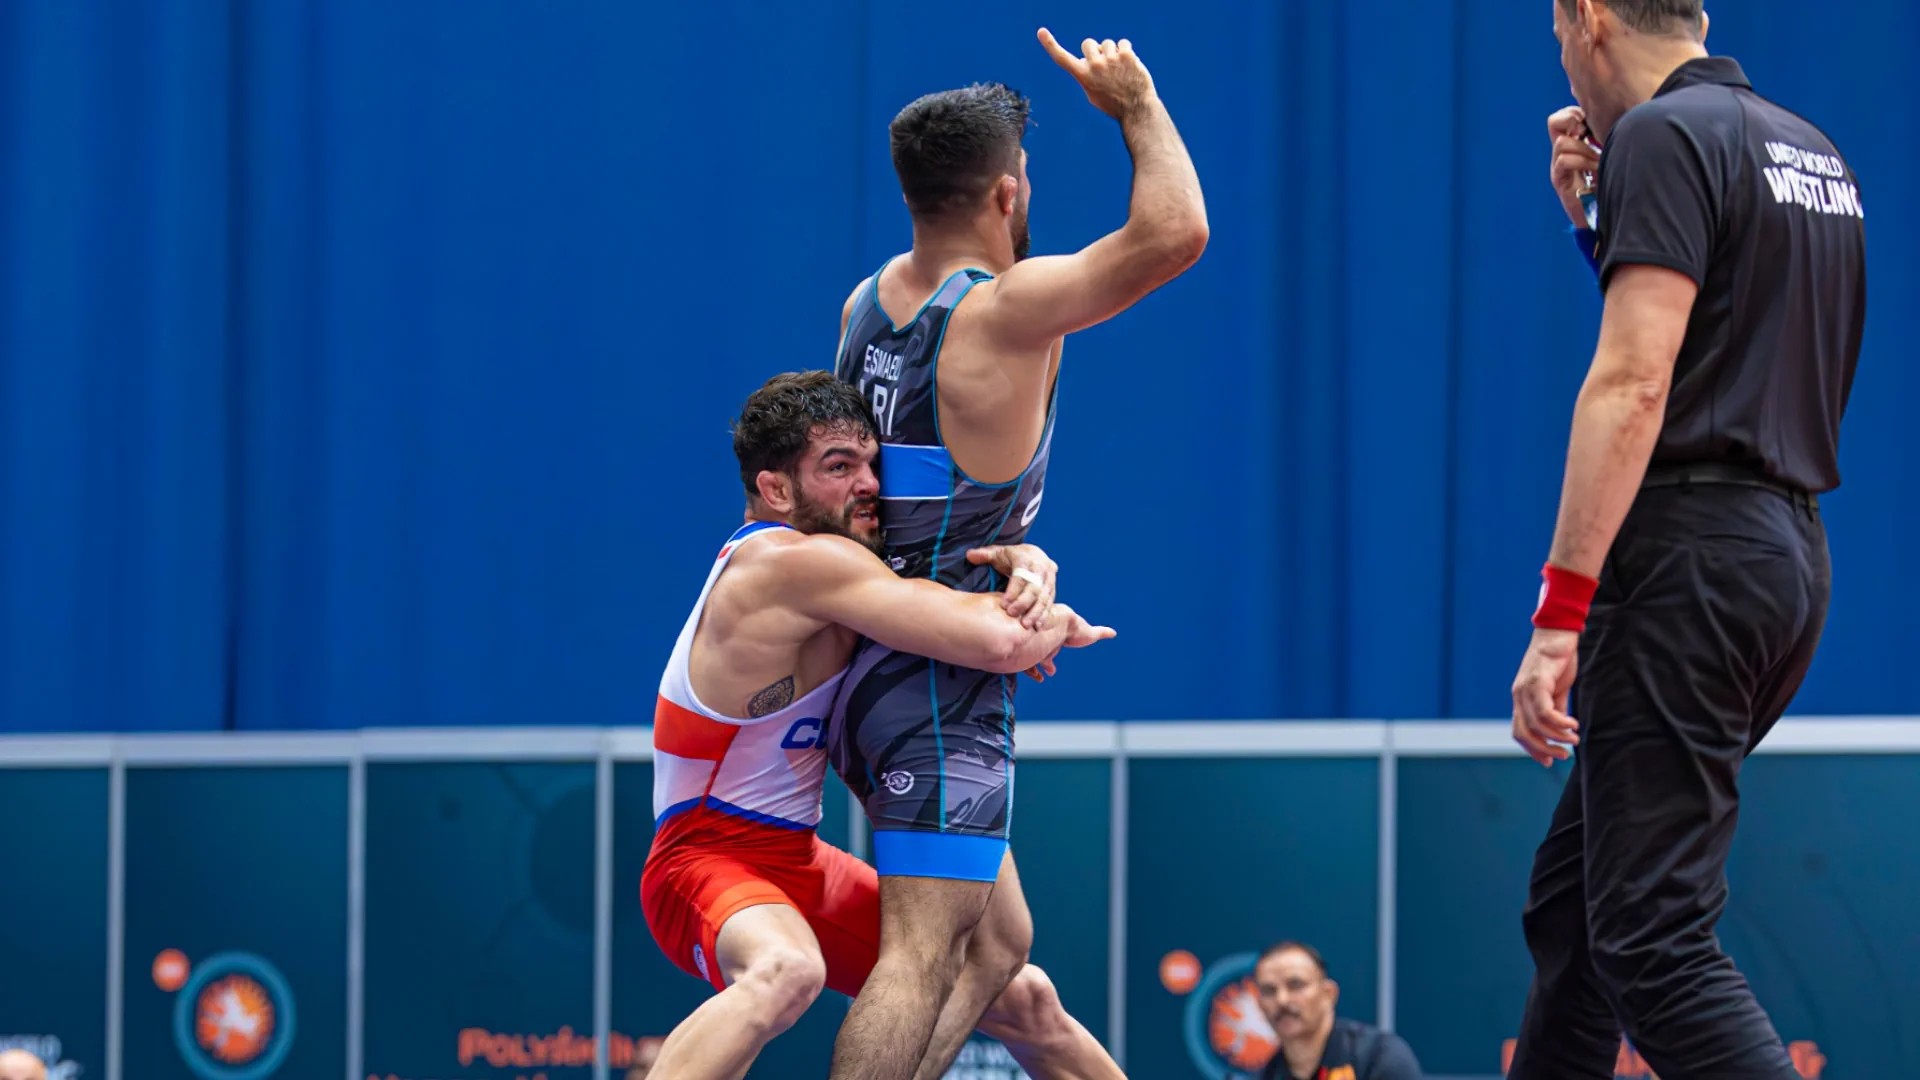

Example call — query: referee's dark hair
[1559,0,1705,39]
[1257,939,1329,978]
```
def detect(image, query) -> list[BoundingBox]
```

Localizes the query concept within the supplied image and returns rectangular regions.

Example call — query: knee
[981,965,1073,1050]
[737,946,826,1030]
[1585,915,1707,1017]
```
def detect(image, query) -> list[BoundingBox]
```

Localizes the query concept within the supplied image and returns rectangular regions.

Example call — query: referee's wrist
[1532,562,1600,633]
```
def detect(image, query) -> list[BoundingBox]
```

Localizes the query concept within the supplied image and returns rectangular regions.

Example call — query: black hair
[889,82,1032,220]
[731,371,877,497]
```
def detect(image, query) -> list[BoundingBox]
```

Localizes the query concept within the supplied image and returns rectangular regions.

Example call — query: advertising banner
[0,769,108,1080]
[123,766,348,1080]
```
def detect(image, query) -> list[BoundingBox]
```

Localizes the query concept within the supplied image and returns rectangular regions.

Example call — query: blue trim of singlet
[919,273,990,834]
[983,491,1023,548]
[654,795,811,832]
[655,796,705,827]
[726,520,788,546]
[982,486,1022,835]
[878,443,955,500]
[923,270,993,454]
[1001,676,1014,834]
[703,797,812,830]
[872,830,1007,882]
[928,291,1061,495]
[874,259,981,335]
[930,483,957,829]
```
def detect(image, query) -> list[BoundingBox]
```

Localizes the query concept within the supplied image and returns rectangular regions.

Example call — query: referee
[1507,2,1865,1079]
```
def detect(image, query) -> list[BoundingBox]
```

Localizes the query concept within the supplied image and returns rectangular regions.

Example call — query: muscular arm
[769,534,1075,673]
[1547,109,1713,577]
[978,95,1207,348]
[1545,265,1696,578]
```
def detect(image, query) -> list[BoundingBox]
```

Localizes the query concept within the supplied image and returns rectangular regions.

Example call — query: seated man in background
[0,1050,45,1080]
[1255,941,1424,1080]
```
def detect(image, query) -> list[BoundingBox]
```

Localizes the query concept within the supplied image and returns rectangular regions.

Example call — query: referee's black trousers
[1507,480,1831,1080]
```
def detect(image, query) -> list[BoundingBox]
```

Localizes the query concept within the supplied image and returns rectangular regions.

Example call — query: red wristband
[1532,563,1600,632]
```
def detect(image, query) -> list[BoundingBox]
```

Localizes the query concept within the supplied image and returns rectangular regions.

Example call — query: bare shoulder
[951,264,1066,349]
[703,530,872,636]
[732,529,877,589]
[839,276,873,337]
[942,274,1062,376]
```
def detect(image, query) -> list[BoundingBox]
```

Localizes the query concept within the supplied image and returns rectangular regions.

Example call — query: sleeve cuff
[1595,249,1708,291]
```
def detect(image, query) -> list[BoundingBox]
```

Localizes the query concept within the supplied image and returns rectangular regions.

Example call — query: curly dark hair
[731,371,877,497]
[890,82,1031,220]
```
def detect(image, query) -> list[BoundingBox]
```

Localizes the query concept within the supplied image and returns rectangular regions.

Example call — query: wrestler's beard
[792,490,886,557]
[1011,200,1031,262]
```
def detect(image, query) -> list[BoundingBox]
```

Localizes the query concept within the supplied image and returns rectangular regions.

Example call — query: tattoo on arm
[748,676,795,717]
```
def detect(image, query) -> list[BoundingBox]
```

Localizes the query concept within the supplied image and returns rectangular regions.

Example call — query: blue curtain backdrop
[3,0,1914,733]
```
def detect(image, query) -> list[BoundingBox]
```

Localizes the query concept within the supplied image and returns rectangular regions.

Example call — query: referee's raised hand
[1511,628,1580,767]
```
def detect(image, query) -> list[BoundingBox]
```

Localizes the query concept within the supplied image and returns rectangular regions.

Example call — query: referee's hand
[1511,628,1581,766]
[1547,106,1602,229]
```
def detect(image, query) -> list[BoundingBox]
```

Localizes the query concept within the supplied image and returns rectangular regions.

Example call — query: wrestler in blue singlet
[829,258,1056,881]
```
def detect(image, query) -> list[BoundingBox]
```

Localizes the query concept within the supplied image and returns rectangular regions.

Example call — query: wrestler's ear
[995,174,1018,217]
[755,469,797,514]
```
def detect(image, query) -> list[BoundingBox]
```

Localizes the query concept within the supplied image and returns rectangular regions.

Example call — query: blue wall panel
[1720,755,1920,1075]
[1009,759,1114,1046]
[122,766,348,1080]
[3,748,1917,1076]
[1396,759,1564,1077]
[1126,757,1380,1079]
[363,762,598,1080]
[0,769,108,1080]
[1397,755,1920,1077]
[2,0,1916,734]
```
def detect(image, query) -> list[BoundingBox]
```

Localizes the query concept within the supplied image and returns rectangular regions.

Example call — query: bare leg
[910,853,1032,1080]
[826,874,995,1080]
[649,904,826,1080]
[978,966,1126,1080]
[909,854,1125,1080]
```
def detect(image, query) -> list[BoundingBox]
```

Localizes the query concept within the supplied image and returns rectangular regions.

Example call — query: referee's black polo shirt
[1591,57,1866,494]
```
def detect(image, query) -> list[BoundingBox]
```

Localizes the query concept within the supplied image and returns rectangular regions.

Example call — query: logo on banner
[0,1035,82,1080]
[155,950,298,1080]
[1161,950,1278,1079]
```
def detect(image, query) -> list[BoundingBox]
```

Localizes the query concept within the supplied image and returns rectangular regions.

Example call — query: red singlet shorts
[640,830,881,996]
